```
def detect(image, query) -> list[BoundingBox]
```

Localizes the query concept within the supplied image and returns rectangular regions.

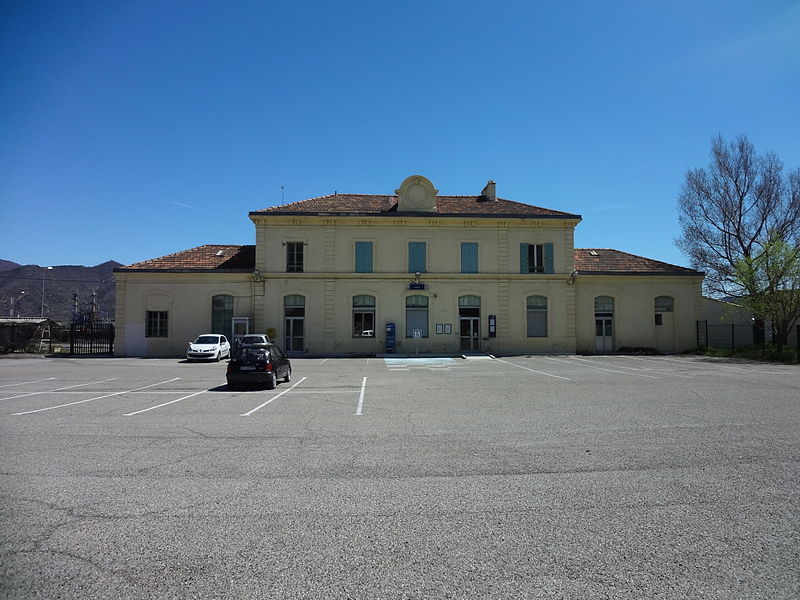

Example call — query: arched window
[594,296,614,314]
[655,296,673,312]
[353,295,376,337]
[527,295,548,337]
[405,295,428,338]
[655,296,673,326]
[211,294,233,339]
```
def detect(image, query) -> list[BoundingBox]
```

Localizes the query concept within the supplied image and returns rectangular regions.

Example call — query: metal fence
[70,323,115,355]
[696,320,799,357]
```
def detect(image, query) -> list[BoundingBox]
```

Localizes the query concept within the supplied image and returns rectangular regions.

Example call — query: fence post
[705,321,709,351]
[731,323,735,356]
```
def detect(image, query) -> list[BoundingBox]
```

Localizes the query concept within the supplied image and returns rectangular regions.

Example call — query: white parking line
[12,378,180,416]
[124,390,207,416]
[615,356,694,378]
[240,377,307,417]
[2,378,118,401]
[494,359,571,380]
[0,377,57,389]
[551,356,660,378]
[355,377,367,415]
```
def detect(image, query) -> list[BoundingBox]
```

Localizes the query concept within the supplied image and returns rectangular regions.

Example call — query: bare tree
[677,135,800,298]
[677,135,800,351]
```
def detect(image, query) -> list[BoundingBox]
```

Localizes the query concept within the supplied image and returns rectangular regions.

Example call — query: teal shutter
[519,243,529,273]
[544,243,554,273]
[461,242,478,273]
[355,242,373,273]
[408,242,426,273]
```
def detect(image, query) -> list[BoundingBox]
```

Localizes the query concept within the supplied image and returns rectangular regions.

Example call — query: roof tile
[252,194,580,218]
[574,248,702,275]
[117,245,255,271]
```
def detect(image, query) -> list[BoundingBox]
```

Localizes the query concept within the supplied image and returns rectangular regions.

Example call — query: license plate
[240,366,257,370]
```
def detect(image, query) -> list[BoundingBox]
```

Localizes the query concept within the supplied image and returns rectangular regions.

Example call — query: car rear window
[236,348,268,360]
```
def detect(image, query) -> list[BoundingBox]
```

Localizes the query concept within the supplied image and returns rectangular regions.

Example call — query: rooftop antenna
[281,185,284,204]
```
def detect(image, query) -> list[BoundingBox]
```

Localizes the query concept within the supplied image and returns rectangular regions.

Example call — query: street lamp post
[41,266,53,318]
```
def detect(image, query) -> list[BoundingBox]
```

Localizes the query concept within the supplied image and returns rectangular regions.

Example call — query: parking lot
[1,354,798,599]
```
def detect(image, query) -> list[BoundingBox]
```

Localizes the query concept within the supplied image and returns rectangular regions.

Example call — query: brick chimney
[481,180,496,201]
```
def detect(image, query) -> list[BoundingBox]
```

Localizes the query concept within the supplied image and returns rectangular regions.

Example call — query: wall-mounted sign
[409,282,426,290]
[488,314,497,337]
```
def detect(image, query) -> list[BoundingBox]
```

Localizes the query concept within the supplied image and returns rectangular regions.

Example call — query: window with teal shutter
[543,243,554,273]
[461,242,478,273]
[355,241,373,273]
[408,242,426,273]
[520,242,554,273]
[520,243,529,273]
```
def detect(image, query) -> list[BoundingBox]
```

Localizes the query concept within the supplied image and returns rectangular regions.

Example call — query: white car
[187,334,231,361]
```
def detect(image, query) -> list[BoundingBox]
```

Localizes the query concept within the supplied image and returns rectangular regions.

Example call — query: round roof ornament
[395,175,438,213]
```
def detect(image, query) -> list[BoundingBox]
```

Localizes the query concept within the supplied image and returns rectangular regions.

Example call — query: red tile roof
[574,249,702,275]
[116,245,255,272]
[116,245,701,277]
[252,194,580,219]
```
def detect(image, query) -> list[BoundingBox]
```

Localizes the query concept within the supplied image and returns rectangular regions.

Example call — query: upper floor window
[408,242,427,273]
[461,242,478,273]
[519,243,554,274]
[286,242,304,273]
[355,241,373,273]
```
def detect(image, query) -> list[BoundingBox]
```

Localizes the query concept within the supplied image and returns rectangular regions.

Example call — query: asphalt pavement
[1,354,798,599]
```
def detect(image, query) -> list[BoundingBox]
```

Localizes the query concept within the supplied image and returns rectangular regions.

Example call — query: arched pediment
[395,175,438,213]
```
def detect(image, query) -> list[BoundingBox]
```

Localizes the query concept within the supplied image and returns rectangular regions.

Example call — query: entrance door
[595,317,613,352]
[284,294,305,353]
[285,317,304,352]
[459,317,480,352]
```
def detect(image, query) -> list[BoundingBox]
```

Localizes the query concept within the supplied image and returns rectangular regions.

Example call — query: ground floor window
[405,295,428,337]
[353,295,375,337]
[146,311,168,337]
[212,294,233,339]
[654,296,673,325]
[526,295,547,337]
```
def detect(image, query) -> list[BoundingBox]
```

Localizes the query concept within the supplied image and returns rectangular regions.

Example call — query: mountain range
[0,260,121,322]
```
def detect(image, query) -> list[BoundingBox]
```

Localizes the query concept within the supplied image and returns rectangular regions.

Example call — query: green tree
[735,233,800,352]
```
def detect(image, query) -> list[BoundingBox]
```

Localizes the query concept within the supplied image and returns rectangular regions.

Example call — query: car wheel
[284,367,292,383]
[265,373,276,390]
[215,352,221,362]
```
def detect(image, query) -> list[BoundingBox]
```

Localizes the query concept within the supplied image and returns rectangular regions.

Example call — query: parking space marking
[494,358,571,380]
[637,355,798,375]
[240,377,307,417]
[556,356,660,378]
[355,377,367,415]
[123,390,207,416]
[0,377,57,389]
[11,378,180,416]
[2,378,118,401]
[590,356,695,379]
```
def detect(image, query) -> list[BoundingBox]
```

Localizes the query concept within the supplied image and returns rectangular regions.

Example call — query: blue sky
[2,1,798,268]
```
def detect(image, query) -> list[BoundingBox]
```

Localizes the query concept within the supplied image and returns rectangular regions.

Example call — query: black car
[226,343,292,390]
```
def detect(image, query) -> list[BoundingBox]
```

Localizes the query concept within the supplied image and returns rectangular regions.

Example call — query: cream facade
[114,175,704,357]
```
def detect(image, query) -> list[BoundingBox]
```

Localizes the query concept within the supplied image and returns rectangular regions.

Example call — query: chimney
[481,180,496,202]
